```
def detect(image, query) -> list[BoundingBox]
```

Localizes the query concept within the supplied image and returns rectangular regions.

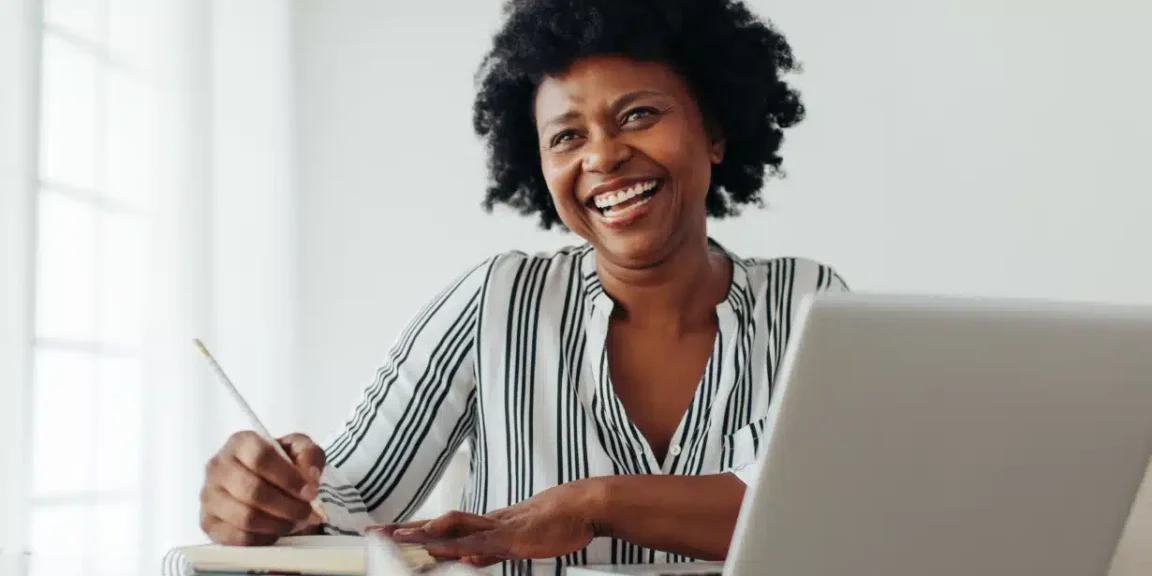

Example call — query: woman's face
[534,55,723,269]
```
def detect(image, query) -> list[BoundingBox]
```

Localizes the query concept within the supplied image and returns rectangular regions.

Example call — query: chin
[594,230,680,270]
[564,188,695,269]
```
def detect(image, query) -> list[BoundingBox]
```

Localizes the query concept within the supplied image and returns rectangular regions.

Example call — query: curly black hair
[472,0,806,230]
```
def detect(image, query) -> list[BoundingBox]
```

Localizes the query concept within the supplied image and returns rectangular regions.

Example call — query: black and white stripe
[319,240,848,573]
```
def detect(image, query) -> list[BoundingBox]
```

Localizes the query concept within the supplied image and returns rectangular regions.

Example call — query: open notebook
[170,534,438,575]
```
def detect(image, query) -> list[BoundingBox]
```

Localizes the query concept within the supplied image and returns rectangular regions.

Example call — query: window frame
[0,0,42,557]
[14,0,148,571]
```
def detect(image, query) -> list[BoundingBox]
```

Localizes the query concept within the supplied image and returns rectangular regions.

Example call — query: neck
[595,237,731,334]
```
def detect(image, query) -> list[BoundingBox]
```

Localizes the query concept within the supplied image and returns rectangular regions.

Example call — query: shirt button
[669,444,682,456]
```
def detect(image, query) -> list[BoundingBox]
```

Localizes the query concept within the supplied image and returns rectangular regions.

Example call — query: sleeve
[316,258,493,532]
[813,260,850,294]
[728,459,757,486]
[725,260,850,487]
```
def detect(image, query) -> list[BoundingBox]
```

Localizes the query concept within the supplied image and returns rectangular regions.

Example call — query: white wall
[207,0,300,437]
[291,0,1151,570]
[294,0,1152,432]
[729,0,1152,305]
[292,0,571,439]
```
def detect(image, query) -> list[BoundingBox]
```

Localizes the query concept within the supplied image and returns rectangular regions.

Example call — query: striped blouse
[315,240,848,573]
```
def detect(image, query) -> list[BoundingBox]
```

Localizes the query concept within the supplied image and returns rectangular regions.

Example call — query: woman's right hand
[199,431,327,545]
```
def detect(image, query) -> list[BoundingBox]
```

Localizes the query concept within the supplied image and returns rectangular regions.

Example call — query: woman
[198,0,848,571]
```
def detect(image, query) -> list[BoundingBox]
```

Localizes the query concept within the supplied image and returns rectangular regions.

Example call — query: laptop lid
[726,293,1152,576]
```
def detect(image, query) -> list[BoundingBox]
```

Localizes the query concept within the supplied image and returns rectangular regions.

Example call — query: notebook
[170,534,437,575]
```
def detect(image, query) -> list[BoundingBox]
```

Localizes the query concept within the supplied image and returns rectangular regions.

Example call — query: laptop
[571,292,1152,576]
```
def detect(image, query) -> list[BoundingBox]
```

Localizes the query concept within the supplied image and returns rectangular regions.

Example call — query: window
[28,0,153,574]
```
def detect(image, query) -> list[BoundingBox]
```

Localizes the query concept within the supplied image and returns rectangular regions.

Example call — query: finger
[205,485,298,536]
[421,511,499,538]
[371,520,427,536]
[388,511,494,541]
[426,549,465,562]
[201,513,279,547]
[416,532,511,560]
[462,555,504,567]
[279,433,326,483]
[227,431,314,500]
[218,453,314,524]
[419,541,495,560]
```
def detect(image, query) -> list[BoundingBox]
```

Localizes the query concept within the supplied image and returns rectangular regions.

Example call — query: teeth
[600,195,652,218]
[593,180,658,208]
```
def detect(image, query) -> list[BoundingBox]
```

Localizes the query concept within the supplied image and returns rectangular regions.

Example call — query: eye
[549,130,581,149]
[623,107,659,124]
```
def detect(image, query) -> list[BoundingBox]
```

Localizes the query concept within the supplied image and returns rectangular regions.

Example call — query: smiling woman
[196,0,847,573]
[532,57,726,268]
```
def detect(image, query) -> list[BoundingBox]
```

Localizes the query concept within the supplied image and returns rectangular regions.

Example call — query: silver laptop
[571,292,1152,576]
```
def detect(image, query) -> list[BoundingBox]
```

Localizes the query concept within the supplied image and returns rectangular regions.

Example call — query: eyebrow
[611,90,664,111]
[540,110,581,132]
[538,90,667,131]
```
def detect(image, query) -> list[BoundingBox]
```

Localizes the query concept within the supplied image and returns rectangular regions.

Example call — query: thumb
[279,433,326,483]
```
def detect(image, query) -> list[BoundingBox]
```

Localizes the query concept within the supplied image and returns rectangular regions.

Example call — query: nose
[582,134,632,174]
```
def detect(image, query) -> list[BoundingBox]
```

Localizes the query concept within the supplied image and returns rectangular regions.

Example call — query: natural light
[3,0,1151,575]
[23,0,154,574]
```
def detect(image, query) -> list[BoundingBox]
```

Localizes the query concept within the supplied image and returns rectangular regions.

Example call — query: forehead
[534,55,691,119]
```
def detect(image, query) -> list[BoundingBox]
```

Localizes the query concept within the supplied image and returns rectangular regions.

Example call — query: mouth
[587,179,663,219]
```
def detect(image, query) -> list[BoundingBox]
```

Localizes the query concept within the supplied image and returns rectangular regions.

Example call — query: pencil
[193,338,328,522]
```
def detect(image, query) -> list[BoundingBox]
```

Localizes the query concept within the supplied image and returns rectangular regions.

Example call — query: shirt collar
[578,238,753,319]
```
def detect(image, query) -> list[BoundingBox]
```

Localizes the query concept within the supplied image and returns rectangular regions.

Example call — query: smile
[589,179,662,216]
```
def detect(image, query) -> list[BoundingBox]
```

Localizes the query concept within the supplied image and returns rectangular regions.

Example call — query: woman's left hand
[373,480,604,567]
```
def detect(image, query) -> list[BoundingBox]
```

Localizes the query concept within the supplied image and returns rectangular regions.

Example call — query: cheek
[645,120,712,192]
[541,155,586,220]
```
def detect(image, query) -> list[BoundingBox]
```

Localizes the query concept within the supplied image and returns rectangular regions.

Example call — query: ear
[709,136,725,164]
[706,119,725,164]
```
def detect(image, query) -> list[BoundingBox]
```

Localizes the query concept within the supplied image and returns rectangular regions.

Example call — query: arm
[383,473,745,564]
[317,260,492,532]
[588,473,745,560]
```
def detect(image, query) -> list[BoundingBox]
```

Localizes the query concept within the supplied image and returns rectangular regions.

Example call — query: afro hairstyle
[473,0,806,229]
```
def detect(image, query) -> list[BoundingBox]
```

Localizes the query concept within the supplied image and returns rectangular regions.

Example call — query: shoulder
[452,244,592,293]
[732,253,850,297]
[728,254,849,334]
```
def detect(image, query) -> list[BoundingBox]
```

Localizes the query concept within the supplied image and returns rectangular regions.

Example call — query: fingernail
[310,466,322,482]
[301,483,319,500]
[393,528,415,537]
